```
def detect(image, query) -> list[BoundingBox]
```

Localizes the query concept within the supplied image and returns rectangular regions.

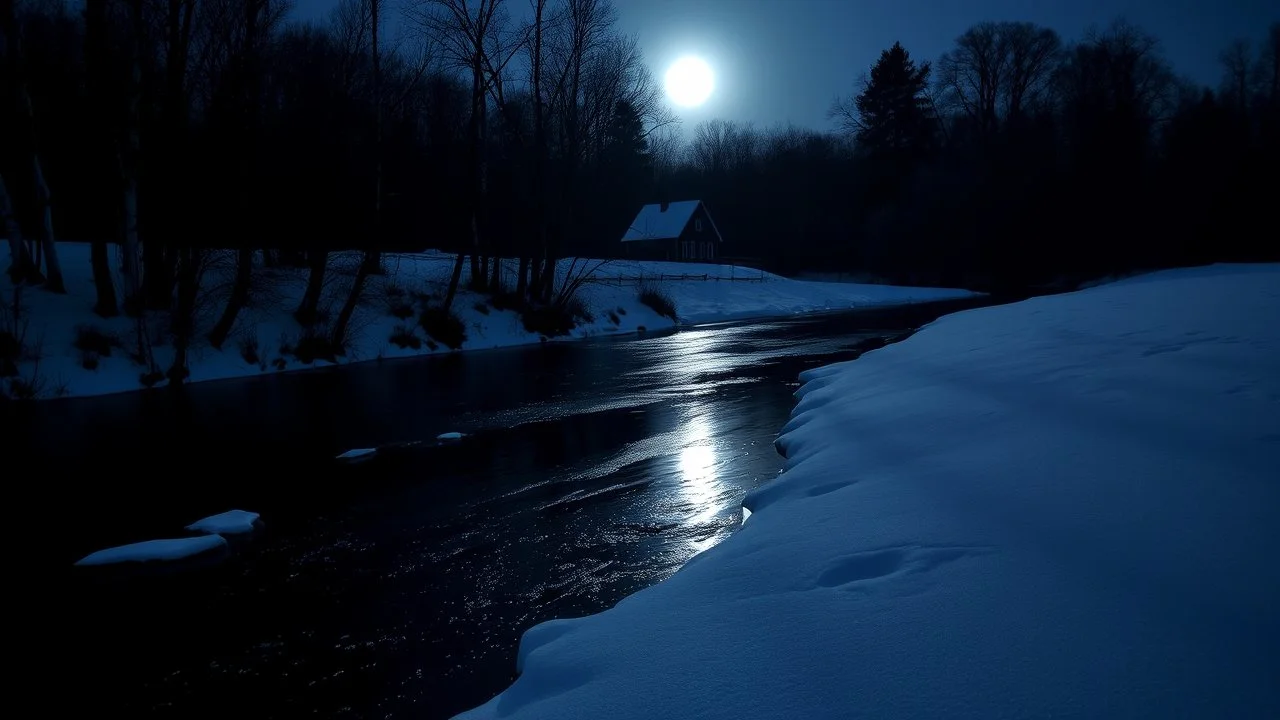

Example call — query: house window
[695,219,703,232]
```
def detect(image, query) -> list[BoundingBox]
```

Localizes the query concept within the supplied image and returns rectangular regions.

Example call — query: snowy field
[460,263,1280,719]
[1,244,972,399]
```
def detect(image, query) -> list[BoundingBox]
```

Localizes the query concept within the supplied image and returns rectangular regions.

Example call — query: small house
[620,200,722,262]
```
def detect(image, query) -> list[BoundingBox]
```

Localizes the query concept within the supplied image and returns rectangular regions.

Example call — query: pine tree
[604,99,649,170]
[854,42,936,159]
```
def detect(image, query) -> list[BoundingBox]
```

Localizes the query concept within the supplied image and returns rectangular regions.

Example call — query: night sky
[291,0,1277,129]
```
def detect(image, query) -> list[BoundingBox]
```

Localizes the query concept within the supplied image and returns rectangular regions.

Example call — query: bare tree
[1262,23,1280,107]
[120,0,146,313]
[413,0,508,308]
[331,0,382,349]
[83,0,119,316]
[538,0,616,301]
[2,0,65,293]
[207,0,286,350]
[517,0,547,302]
[936,21,1061,136]
[689,119,756,174]
[1220,39,1253,112]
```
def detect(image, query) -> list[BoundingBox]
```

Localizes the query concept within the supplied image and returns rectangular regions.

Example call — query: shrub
[73,324,119,357]
[607,310,620,325]
[389,300,416,319]
[6,377,38,400]
[389,325,422,350]
[139,369,166,388]
[238,334,261,365]
[490,288,523,312]
[82,351,101,371]
[419,307,466,349]
[638,281,677,320]
[521,297,593,337]
[0,330,18,377]
[473,301,490,316]
[292,333,338,364]
[616,306,627,316]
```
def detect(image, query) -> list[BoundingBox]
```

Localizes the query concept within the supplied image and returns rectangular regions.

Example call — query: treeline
[2,2,1279,380]
[670,20,1280,288]
[2,0,672,382]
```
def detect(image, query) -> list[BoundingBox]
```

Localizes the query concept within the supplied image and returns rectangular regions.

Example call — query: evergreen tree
[604,99,649,170]
[853,42,937,159]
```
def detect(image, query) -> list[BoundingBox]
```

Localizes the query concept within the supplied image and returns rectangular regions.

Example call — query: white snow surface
[2,244,972,399]
[74,535,229,567]
[185,509,260,535]
[336,448,378,460]
[460,263,1280,719]
[437,432,465,441]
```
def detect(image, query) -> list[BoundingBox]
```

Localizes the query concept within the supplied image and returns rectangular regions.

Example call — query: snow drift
[459,263,1280,719]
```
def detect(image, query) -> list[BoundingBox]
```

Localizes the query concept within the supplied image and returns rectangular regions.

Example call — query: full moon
[664,56,715,107]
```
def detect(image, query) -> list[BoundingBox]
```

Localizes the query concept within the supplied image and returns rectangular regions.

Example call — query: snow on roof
[621,201,718,242]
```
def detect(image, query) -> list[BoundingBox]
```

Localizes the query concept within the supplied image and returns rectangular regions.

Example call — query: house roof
[620,200,722,243]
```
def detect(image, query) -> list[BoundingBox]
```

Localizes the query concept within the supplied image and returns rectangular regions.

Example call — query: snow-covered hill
[460,263,1280,719]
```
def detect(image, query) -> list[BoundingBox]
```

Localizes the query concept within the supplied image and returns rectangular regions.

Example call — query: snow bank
[336,448,377,461]
[436,431,465,441]
[460,263,1280,719]
[185,509,260,535]
[2,244,973,399]
[74,535,229,567]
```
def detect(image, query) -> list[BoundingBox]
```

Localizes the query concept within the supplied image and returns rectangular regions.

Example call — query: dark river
[29,298,990,718]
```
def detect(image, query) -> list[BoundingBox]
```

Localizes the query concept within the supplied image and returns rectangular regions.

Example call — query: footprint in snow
[814,545,991,590]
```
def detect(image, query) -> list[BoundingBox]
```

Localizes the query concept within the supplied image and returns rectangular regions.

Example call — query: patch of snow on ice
[185,509,260,535]
[336,448,377,460]
[437,431,465,441]
[458,262,1280,720]
[74,535,229,567]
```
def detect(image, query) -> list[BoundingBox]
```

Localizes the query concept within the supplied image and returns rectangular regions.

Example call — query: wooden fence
[585,270,768,286]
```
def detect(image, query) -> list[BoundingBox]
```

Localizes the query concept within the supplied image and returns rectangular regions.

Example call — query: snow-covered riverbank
[1,244,974,399]
[460,263,1280,719]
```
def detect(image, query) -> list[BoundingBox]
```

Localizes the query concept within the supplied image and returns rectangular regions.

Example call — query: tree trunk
[442,251,466,313]
[84,0,118,316]
[147,0,193,312]
[531,0,546,303]
[366,0,382,275]
[168,247,199,382]
[515,255,529,301]
[208,247,253,349]
[208,0,261,349]
[541,254,556,302]
[0,173,40,284]
[330,252,369,351]
[332,0,383,351]
[90,242,118,317]
[119,0,145,312]
[490,252,502,290]
[3,0,65,293]
[32,157,65,293]
[528,254,541,298]
[295,250,327,326]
